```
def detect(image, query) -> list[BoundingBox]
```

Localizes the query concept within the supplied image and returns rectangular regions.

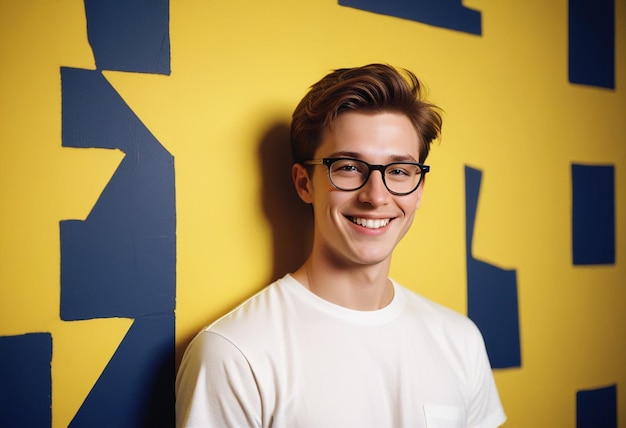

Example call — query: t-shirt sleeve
[175,330,262,428]
[466,323,507,428]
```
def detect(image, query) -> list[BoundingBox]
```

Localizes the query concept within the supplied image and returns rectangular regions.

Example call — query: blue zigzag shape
[58,2,175,425]
[465,166,521,369]
[60,67,175,320]
[60,67,176,427]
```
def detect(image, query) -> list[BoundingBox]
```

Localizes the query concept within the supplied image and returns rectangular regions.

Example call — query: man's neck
[292,256,394,311]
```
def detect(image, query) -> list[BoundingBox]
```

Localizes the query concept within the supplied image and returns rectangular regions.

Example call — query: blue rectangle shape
[577,385,617,428]
[84,0,170,74]
[467,261,521,368]
[572,164,615,265]
[0,333,52,427]
[568,0,615,88]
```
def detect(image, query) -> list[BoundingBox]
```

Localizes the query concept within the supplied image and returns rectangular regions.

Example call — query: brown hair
[290,64,442,164]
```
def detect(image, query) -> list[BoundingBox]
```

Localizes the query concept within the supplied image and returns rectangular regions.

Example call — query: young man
[176,64,506,427]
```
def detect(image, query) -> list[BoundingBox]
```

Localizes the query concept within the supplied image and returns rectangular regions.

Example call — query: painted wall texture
[0,0,624,427]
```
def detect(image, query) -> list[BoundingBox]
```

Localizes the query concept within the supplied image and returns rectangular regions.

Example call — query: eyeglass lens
[328,159,424,194]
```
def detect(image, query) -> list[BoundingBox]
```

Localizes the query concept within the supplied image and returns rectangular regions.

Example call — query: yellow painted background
[1,0,624,426]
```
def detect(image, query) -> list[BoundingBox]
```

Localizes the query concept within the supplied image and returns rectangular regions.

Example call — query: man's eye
[333,161,364,173]
[388,167,410,176]
[338,164,359,171]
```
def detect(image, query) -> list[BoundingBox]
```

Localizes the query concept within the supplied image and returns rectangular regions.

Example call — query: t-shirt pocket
[423,404,466,428]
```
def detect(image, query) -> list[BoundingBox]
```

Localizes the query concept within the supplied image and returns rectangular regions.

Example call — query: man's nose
[357,170,390,206]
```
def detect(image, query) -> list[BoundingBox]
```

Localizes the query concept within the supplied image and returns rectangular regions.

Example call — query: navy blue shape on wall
[60,66,176,427]
[572,164,615,265]
[0,333,52,427]
[84,0,170,74]
[577,385,617,428]
[61,68,176,427]
[569,0,615,89]
[465,166,521,369]
[338,0,482,35]
[60,67,176,320]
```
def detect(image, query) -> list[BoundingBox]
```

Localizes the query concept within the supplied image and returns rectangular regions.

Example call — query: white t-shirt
[176,275,506,427]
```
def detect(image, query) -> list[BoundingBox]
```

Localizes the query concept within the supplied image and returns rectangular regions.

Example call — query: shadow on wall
[258,122,313,284]
[175,121,313,369]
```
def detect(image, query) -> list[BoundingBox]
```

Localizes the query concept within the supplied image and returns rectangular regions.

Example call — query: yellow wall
[1,1,624,426]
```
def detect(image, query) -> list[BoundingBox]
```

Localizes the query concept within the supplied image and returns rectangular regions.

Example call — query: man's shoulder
[396,283,482,337]
[203,275,294,338]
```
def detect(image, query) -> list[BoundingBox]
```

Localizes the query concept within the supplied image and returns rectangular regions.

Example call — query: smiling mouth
[349,216,391,229]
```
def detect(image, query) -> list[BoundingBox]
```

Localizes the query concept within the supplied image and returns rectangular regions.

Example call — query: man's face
[294,110,424,269]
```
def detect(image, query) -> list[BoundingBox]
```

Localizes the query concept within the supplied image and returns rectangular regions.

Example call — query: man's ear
[292,163,314,204]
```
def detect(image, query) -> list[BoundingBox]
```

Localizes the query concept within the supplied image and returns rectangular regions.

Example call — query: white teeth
[350,217,390,229]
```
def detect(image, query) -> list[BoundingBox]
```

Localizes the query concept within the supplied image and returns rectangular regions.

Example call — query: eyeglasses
[303,157,430,196]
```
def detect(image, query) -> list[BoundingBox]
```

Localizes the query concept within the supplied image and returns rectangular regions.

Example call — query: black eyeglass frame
[303,157,430,196]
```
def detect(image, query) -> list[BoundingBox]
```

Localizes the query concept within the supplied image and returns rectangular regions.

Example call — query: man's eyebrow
[326,151,419,163]
[389,154,418,162]
[326,151,361,158]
